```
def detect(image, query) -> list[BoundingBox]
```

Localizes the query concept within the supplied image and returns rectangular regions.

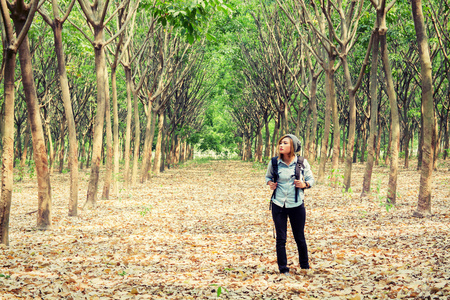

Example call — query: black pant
[271,202,309,273]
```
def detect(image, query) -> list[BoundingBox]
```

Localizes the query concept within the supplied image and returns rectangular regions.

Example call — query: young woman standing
[265,134,314,274]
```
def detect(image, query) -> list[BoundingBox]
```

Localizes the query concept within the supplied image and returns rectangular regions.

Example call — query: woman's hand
[267,181,277,191]
[294,180,307,189]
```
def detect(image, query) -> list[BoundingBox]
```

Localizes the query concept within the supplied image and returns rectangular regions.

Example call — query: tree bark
[255,124,263,162]
[309,75,318,163]
[14,20,52,229]
[0,47,16,245]
[141,108,156,182]
[102,68,112,199]
[111,68,119,193]
[152,109,164,175]
[271,117,279,157]
[362,31,380,197]
[58,116,65,173]
[131,90,140,186]
[20,123,31,168]
[380,34,400,205]
[123,66,133,188]
[44,119,55,175]
[330,70,340,188]
[317,69,333,184]
[342,60,357,191]
[264,113,271,159]
[85,27,107,209]
[412,0,434,217]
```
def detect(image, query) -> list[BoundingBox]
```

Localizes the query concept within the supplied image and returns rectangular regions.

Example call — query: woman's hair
[277,135,296,159]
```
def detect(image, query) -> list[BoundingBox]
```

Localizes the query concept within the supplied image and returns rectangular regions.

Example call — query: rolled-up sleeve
[303,159,314,188]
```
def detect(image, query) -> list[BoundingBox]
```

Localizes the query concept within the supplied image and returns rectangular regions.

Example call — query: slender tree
[411,0,434,217]
[38,0,79,215]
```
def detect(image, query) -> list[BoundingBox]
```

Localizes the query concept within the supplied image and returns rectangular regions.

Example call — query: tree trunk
[330,72,340,188]
[404,126,410,168]
[174,136,181,164]
[141,108,156,182]
[58,115,65,173]
[271,117,279,157]
[80,135,86,169]
[264,114,271,159]
[417,111,423,170]
[360,122,367,163]
[443,117,449,160]
[152,109,164,175]
[309,75,318,163]
[111,68,119,193]
[52,23,79,216]
[432,116,438,170]
[123,66,132,188]
[160,112,168,172]
[343,59,357,191]
[256,124,263,162]
[353,131,359,163]
[0,48,17,245]
[44,120,55,175]
[318,69,333,184]
[242,133,247,160]
[15,22,52,229]
[20,123,31,168]
[412,0,434,217]
[102,69,112,199]
[180,139,186,163]
[84,28,107,209]
[131,90,140,186]
[375,119,382,165]
[15,122,22,163]
[380,35,400,205]
[362,32,380,197]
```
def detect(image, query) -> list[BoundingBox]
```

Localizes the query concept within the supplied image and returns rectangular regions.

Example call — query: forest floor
[1,158,449,299]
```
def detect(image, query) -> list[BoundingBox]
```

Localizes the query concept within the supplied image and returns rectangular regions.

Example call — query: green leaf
[188,34,195,44]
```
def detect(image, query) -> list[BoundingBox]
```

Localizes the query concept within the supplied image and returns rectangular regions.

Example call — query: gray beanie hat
[286,134,301,152]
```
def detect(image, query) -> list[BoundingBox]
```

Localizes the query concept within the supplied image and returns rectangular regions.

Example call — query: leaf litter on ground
[1,159,449,299]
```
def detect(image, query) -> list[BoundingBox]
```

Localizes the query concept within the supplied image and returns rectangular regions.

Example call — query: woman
[265,134,314,274]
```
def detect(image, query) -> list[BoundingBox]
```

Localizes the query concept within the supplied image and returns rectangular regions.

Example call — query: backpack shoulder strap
[270,156,279,202]
[295,155,305,180]
[294,155,305,203]
[271,156,279,182]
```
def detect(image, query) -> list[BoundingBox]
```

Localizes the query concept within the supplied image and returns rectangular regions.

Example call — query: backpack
[270,155,305,203]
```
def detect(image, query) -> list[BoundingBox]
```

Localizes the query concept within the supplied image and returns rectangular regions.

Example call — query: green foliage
[139,206,152,217]
[328,169,344,188]
[342,187,353,200]
[0,274,11,279]
[28,161,36,179]
[195,102,240,155]
[374,177,394,212]
[14,159,25,182]
[210,283,228,297]
[150,0,233,44]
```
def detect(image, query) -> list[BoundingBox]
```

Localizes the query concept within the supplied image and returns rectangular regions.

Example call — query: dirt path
[1,159,449,299]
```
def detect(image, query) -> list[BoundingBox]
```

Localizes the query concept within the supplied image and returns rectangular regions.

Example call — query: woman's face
[279,137,292,156]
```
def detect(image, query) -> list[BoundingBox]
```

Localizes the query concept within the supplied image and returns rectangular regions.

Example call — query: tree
[76,0,137,208]
[38,0,79,216]
[411,0,434,217]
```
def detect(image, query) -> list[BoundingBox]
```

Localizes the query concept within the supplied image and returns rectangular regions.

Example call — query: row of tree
[222,0,446,217]
[0,0,230,246]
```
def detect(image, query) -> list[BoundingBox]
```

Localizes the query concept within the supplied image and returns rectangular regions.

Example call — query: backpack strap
[294,155,305,203]
[270,156,279,200]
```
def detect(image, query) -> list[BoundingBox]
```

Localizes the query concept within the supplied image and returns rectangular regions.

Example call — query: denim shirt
[265,156,314,208]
